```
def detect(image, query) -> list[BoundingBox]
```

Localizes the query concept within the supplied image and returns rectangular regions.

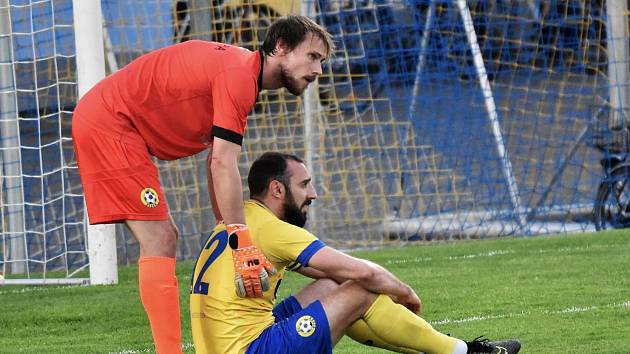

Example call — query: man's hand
[227,224,276,298]
[394,286,422,314]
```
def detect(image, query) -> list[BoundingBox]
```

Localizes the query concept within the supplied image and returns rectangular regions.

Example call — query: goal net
[1,0,627,282]
[1,0,87,283]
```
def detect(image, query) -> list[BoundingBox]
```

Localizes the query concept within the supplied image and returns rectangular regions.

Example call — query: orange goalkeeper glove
[227,224,276,298]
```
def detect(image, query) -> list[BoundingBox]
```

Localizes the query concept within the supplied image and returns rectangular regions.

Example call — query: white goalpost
[301,0,322,238]
[605,0,630,131]
[0,0,26,278]
[72,0,118,285]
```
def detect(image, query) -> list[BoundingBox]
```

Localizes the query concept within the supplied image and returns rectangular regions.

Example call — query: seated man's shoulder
[258,218,312,238]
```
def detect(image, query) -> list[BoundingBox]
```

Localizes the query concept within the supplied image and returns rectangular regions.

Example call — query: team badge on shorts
[140,188,159,208]
[295,315,317,337]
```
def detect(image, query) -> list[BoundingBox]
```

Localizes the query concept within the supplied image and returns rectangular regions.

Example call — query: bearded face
[281,184,311,227]
[280,64,305,96]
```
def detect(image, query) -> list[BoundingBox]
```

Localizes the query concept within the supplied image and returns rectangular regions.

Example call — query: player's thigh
[73,120,169,224]
[274,279,345,325]
[126,217,179,257]
[293,278,339,308]
[246,301,332,354]
[273,278,339,323]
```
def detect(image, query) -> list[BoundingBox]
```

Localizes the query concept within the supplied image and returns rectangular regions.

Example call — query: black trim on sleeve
[211,126,243,146]
[286,261,302,272]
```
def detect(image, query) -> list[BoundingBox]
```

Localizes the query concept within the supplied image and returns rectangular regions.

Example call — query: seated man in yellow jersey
[190,152,521,354]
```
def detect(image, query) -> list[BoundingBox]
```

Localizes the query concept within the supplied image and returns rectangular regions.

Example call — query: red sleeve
[211,69,257,145]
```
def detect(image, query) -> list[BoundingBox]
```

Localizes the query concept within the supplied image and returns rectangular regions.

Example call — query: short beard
[282,188,309,227]
[280,65,304,96]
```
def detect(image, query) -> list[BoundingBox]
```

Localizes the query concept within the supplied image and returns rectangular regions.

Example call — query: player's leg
[321,282,520,354]
[264,279,519,354]
[72,117,182,354]
[291,278,336,305]
[291,278,417,353]
[345,320,416,353]
[127,218,179,258]
[291,279,434,352]
[317,280,460,353]
[127,218,182,354]
[358,293,463,354]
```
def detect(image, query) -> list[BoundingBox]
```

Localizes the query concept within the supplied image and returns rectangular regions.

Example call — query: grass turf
[1,230,629,353]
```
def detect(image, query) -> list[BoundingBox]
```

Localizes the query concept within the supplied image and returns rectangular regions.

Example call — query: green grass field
[2,230,629,353]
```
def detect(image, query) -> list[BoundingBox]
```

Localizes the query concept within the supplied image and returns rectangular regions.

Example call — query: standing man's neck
[261,54,283,90]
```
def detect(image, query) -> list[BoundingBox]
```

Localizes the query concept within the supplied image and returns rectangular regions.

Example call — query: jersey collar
[257,49,264,94]
[249,198,274,215]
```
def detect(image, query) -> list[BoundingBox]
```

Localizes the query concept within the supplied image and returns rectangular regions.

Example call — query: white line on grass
[447,249,513,260]
[384,249,514,265]
[109,342,194,354]
[0,284,83,295]
[432,299,630,326]
[385,256,433,265]
[383,242,626,266]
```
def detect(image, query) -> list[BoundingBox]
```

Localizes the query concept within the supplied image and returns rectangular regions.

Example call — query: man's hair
[248,152,304,198]
[262,15,335,58]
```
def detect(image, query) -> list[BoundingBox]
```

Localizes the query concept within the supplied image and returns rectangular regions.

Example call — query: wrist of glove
[228,224,276,298]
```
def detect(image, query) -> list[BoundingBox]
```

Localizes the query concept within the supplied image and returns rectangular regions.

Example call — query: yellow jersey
[190,200,325,354]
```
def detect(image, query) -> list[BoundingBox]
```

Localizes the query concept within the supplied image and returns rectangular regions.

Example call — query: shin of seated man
[190,152,521,354]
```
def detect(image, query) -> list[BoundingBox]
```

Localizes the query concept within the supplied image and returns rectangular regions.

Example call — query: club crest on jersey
[295,315,316,337]
[140,188,159,208]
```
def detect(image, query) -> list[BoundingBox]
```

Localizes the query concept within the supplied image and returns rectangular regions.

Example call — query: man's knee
[319,280,378,340]
[153,224,178,250]
[128,220,179,257]
[158,224,179,248]
[336,280,378,315]
[340,280,378,312]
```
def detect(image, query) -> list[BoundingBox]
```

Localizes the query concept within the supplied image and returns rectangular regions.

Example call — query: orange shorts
[72,113,169,224]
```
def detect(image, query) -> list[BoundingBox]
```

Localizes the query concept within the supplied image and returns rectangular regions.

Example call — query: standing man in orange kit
[72,16,334,353]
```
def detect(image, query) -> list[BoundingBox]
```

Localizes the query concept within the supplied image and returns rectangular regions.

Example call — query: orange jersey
[74,40,262,160]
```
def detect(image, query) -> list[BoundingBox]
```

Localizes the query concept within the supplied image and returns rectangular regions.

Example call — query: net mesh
[1,0,85,279]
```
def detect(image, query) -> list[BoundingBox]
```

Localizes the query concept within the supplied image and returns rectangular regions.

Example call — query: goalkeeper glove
[227,224,276,298]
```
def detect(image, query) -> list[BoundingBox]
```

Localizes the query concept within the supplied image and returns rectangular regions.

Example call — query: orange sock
[138,256,183,354]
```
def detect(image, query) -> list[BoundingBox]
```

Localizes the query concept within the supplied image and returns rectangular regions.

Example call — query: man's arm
[307,246,421,313]
[206,146,223,223]
[210,137,245,224]
[209,137,275,298]
[296,266,329,279]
